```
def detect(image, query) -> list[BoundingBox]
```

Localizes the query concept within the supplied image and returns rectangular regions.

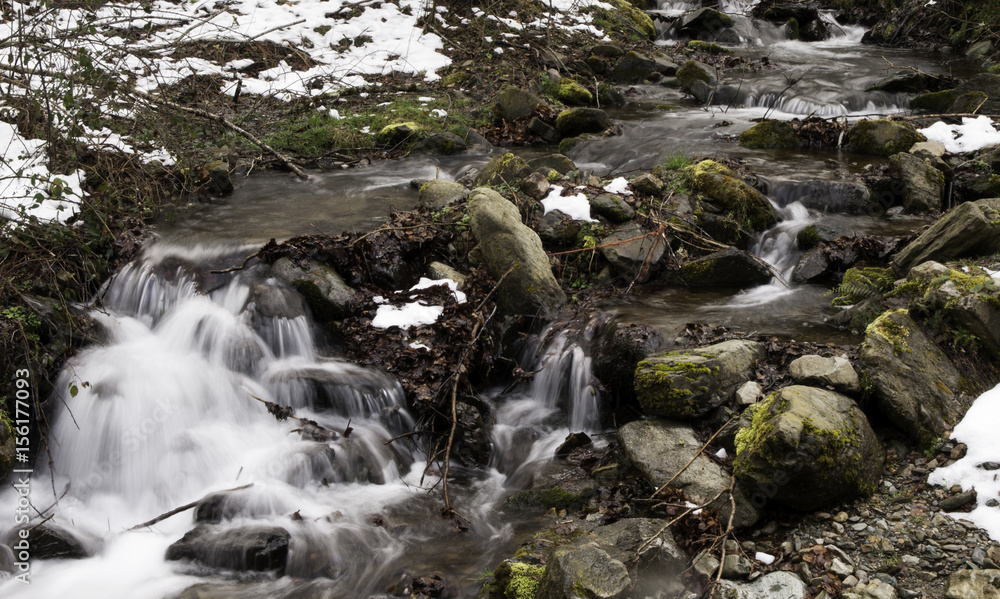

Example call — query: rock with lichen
[846,119,925,156]
[733,385,884,512]
[891,198,1000,275]
[738,120,798,149]
[687,160,777,236]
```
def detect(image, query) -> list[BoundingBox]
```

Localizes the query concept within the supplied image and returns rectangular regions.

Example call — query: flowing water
[0,1,975,596]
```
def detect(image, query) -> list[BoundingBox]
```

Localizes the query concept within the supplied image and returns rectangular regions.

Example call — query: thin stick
[649,417,734,499]
[632,485,730,560]
[127,483,253,531]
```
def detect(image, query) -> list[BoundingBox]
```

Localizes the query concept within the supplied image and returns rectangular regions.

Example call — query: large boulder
[890,198,1000,275]
[417,179,467,210]
[677,60,716,91]
[635,339,766,419]
[846,120,925,156]
[888,152,944,213]
[474,152,533,187]
[945,569,1000,599]
[468,188,567,315]
[535,543,630,599]
[493,85,546,121]
[678,248,772,287]
[165,525,290,575]
[599,223,665,281]
[761,179,876,214]
[592,322,668,412]
[678,7,733,37]
[271,258,357,321]
[555,108,613,137]
[688,161,777,233]
[733,385,884,512]
[612,51,657,83]
[711,571,808,599]
[619,419,761,528]
[788,355,861,394]
[738,121,798,149]
[859,309,962,444]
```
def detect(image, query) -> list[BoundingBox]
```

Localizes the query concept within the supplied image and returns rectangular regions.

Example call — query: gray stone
[847,120,925,157]
[599,223,664,280]
[679,248,772,288]
[519,171,551,201]
[946,569,1000,598]
[867,70,926,93]
[888,152,944,214]
[694,551,721,578]
[271,258,356,321]
[678,7,733,36]
[528,117,561,144]
[474,152,533,187]
[859,309,961,444]
[555,108,613,137]
[528,154,576,175]
[590,193,635,223]
[426,262,467,288]
[940,491,977,511]
[411,132,467,155]
[165,525,289,574]
[636,339,766,419]
[910,140,947,159]
[711,571,808,599]
[965,40,995,60]
[417,179,467,210]
[618,419,761,528]
[722,554,753,578]
[788,355,861,394]
[494,85,546,121]
[631,173,664,196]
[612,51,657,83]
[891,199,1000,275]
[468,187,566,315]
[791,249,831,283]
[536,542,630,599]
[204,160,234,195]
[536,210,582,247]
[736,381,762,406]
[842,578,898,599]
[734,385,884,512]
[592,518,687,569]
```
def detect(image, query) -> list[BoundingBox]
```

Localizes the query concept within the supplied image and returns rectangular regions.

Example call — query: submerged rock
[846,120,925,156]
[165,525,290,575]
[468,187,566,316]
[859,309,961,444]
[555,108,613,137]
[271,258,357,321]
[678,248,772,288]
[738,120,798,149]
[618,419,761,528]
[733,385,884,512]
[891,198,1000,275]
[635,339,765,419]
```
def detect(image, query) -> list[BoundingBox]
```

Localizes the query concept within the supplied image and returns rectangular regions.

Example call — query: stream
[0,1,980,597]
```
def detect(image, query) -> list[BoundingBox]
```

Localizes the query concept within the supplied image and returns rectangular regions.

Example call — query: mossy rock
[733,385,884,511]
[686,40,733,55]
[554,108,612,137]
[556,80,594,106]
[796,225,821,250]
[676,60,713,90]
[376,121,424,145]
[494,85,546,121]
[608,0,656,39]
[481,561,546,599]
[846,119,925,156]
[909,89,957,113]
[474,152,533,187]
[738,120,798,149]
[678,248,771,287]
[950,91,989,114]
[687,160,777,232]
[612,51,656,84]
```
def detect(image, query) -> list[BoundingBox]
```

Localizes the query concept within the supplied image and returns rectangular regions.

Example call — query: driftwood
[128,483,254,531]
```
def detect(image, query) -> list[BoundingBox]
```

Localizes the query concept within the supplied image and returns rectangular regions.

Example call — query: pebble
[829,557,854,577]
[979,461,1000,470]
[851,522,868,532]
[842,574,858,587]
[833,511,849,523]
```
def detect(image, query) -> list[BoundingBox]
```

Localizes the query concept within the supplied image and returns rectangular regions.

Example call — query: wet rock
[962,173,1000,200]
[799,17,830,42]
[966,40,995,60]
[678,248,772,288]
[888,152,944,214]
[678,7,733,37]
[592,322,668,412]
[555,108,613,137]
[7,523,98,560]
[589,193,635,223]
[519,172,551,201]
[536,542,630,599]
[203,160,234,195]
[599,223,665,281]
[555,432,592,458]
[528,154,576,175]
[910,90,957,113]
[493,85,546,121]
[940,490,977,512]
[376,121,423,145]
[165,525,290,575]
[891,198,1000,275]
[867,70,926,93]
[677,60,716,91]
[474,152,533,187]
[468,187,566,315]
[635,339,766,419]
[411,132,466,155]
[689,161,777,233]
[859,309,961,444]
[271,258,357,321]
[556,80,593,106]
[712,570,808,599]
[454,124,492,152]
[453,401,491,466]
[954,73,1000,113]
[689,79,715,104]
[945,569,1000,598]
[734,385,884,512]
[612,51,657,83]
[592,517,687,569]
[795,223,855,251]
[788,355,861,394]
[537,210,583,246]
[846,120,925,157]
[739,120,798,149]
[417,179,467,210]
[0,544,13,576]
[528,117,562,144]
[618,419,761,528]
[950,91,989,114]
[764,180,876,215]
[630,173,664,196]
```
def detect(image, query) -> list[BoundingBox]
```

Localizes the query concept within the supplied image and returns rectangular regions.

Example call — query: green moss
[558,137,581,154]
[831,267,895,307]
[441,71,470,86]
[784,17,800,39]
[505,562,544,599]
[796,225,821,250]
[910,90,957,113]
[738,120,799,149]
[686,160,776,232]
[556,80,594,106]
[733,394,785,477]
[507,488,582,509]
[686,40,733,55]
[866,309,912,356]
[676,60,711,90]
[846,119,925,156]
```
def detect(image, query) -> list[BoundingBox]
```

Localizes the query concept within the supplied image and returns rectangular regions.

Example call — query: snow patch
[541,185,595,222]
[918,116,1000,154]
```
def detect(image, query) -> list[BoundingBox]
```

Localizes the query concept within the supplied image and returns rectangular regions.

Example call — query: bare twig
[128,483,253,530]
[649,417,734,500]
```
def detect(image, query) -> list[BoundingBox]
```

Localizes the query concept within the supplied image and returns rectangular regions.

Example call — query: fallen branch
[632,484,730,561]
[128,483,253,531]
[649,416,735,500]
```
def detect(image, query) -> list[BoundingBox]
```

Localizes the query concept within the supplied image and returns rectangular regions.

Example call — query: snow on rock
[918,116,1000,154]
[541,185,595,222]
[603,177,633,195]
[929,382,1000,540]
